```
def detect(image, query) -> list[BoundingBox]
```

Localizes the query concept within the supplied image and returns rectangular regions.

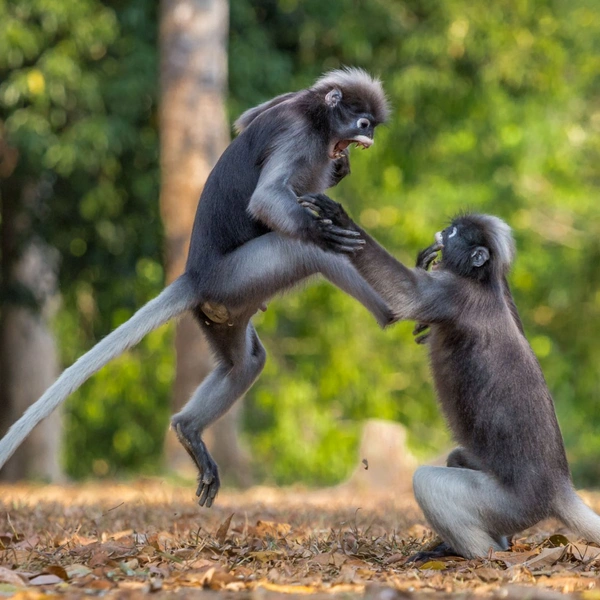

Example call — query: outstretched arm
[300,194,456,323]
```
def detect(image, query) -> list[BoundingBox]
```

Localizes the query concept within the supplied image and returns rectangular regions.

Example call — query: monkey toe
[172,418,221,507]
[406,542,460,563]
[195,451,220,507]
[197,474,220,508]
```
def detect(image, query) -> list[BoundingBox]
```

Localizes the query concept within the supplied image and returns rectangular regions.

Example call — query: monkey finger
[415,332,430,345]
[299,200,321,213]
[301,206,321,218]
[425,252,439,265]
[307,193,341,208]
[304,192,334,203]
[413,322,429,335]
[330,244,364,254]
[322,224,361,237]
[418,252,439,270]
[305,209,323,220]
[323,234,366,249]
[302,195,344,218]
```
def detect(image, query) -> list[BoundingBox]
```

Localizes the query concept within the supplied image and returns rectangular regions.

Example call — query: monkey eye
[448,226,458,239]
[357,118,370,129]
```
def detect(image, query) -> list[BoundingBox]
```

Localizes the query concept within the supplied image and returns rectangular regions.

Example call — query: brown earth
[1,481,599,599]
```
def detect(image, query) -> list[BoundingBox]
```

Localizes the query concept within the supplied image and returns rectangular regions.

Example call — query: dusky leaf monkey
[303,193,600,559]
[0,69,394,507]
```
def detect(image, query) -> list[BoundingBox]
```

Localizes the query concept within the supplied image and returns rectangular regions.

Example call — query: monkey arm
[248,170,311,236]
[248,159,363,254]
[300,193,457,323]
[348,230,449,322]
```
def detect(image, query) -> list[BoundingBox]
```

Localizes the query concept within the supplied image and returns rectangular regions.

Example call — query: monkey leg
[213,232,394,327]
[171,320,266,507]
[412,466,531,559]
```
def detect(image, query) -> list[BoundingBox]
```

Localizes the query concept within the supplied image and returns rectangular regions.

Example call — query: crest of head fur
[311,67,390,123]
[477,214,515,269]
[456,214,515,272]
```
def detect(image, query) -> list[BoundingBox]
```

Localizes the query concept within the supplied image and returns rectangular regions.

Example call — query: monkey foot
[406,542,460,563]
[172,420,221,508]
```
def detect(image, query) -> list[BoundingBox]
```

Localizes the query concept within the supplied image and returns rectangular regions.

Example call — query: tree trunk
[0,167,62,482]
[159,0,252,486]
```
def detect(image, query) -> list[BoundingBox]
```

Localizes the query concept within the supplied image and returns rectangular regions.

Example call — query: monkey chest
[290,160,333,195]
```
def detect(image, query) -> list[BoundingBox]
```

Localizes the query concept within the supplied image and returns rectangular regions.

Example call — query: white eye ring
[448,226,457,238]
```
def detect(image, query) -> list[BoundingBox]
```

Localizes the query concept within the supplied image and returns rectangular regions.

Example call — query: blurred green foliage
[1,0,599,485]
[0,0,166,477]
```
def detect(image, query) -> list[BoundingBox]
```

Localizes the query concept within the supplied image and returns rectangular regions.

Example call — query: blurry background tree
[159,0,251,486]
[0,0,598,486]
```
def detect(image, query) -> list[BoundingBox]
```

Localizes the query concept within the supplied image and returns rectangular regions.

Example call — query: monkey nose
[435,231,444,245]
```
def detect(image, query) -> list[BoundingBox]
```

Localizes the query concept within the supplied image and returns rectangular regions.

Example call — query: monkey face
[322,86,381,159]
[434,219,492,280]
[310,68,388,160]
[328,110,378,159]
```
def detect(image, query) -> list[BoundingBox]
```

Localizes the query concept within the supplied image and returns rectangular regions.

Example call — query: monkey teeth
[330,136,373,159]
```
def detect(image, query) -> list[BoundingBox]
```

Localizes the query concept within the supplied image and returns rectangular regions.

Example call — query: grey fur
[0,275,197,470]
[234,92,298,134]
[303,195,600,558]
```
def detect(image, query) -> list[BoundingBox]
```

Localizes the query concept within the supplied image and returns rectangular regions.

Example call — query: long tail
[0,274,198,471]
[554,485,600,544]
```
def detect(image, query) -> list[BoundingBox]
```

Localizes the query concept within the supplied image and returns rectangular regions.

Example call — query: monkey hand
[413,322,431,345]
[329,149,351,188]
[299,194,364,254]
[298,193,356,230]
[416,242,443,271]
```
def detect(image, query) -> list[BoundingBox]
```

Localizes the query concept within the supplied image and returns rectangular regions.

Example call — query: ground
[1,481,600,599]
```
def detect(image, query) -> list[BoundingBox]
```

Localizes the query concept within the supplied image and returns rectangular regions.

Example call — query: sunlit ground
[1,481,600,598]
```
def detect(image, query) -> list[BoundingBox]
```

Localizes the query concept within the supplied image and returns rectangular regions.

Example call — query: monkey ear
[471,246,490,268]
[325,88,342,107]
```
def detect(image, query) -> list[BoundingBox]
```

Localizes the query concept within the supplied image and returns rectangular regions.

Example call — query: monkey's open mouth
[330,135,373,159]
